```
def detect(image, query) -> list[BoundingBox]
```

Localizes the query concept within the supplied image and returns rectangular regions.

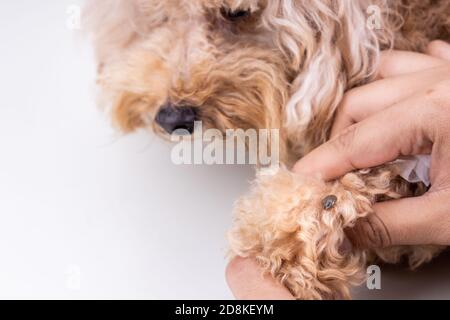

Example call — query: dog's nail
[322,195,337,210]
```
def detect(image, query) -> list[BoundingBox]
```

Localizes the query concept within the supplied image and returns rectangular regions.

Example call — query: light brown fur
[86,0,450,299]
[229,166,445,299]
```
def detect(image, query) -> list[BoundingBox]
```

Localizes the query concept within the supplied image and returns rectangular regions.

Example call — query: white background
[0,0,448,300]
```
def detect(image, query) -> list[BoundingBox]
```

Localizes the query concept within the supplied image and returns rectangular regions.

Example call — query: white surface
[0,1,449,300]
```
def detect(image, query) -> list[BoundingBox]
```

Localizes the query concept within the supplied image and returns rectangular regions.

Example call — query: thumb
[346,192,450,248]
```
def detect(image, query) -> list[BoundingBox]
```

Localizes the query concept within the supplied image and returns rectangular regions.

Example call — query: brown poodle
[85,0,450,299]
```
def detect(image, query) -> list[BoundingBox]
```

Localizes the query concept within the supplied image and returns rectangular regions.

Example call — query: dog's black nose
[155,103,198,134]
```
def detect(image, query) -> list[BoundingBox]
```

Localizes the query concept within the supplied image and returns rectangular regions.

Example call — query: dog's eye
[221,8,251,22]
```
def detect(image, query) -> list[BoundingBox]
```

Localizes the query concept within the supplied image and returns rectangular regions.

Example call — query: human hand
[226,40,450,300]
[294,40,450,249]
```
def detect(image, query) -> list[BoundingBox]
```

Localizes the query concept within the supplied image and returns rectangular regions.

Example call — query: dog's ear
[262,0,392,154]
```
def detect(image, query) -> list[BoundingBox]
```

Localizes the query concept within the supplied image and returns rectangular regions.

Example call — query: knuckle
[426,40,450,64]
[339,92,357,117]
[426,40,445,55]
[346,214,389,249]
[333,125,358,153]
[426,80,450,100]
[425,80,450,116]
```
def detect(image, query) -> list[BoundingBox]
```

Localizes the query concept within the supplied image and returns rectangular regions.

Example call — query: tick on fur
[322,195,337,210]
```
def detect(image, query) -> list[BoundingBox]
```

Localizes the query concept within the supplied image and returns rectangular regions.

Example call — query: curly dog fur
[86,0,450,299]
[229,166,445,299]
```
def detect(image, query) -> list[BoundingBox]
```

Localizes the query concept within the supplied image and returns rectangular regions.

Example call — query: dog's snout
[156,103,198,134]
